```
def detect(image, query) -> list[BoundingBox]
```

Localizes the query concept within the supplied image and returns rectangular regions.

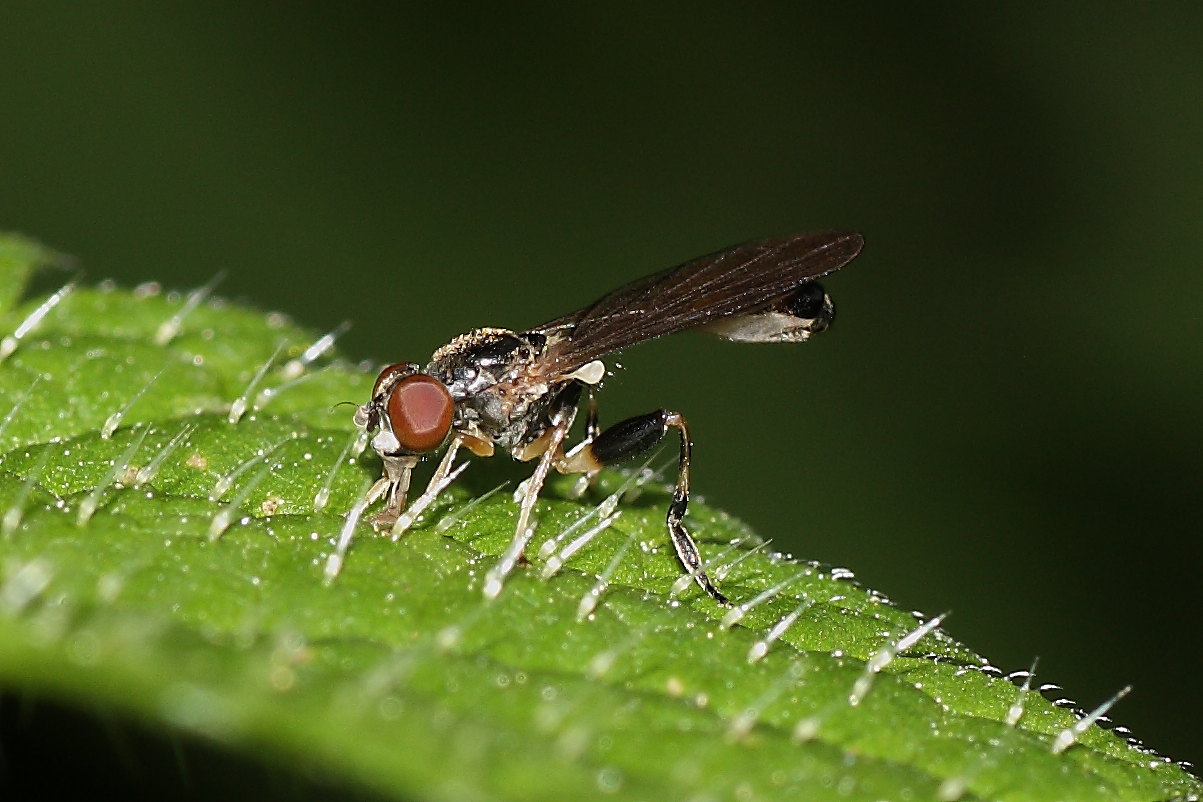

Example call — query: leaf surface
[0,235,1198,801]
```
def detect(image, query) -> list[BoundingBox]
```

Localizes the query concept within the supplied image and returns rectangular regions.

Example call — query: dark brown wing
[532,231,863,370]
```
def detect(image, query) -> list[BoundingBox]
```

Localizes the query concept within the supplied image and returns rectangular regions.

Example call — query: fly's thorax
[427,327,546,392]
[426,327,551,444]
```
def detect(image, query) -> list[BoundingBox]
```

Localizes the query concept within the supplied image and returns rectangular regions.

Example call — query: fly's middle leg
[485,405,577,600]
[557,409,729,605]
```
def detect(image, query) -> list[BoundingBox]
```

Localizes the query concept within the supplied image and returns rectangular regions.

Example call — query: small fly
[354,231,864,604]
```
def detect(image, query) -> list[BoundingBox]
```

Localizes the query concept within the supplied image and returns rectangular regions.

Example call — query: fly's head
[356,361,456,459]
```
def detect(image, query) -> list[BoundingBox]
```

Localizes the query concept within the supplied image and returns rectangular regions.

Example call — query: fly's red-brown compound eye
[386,374,454,453]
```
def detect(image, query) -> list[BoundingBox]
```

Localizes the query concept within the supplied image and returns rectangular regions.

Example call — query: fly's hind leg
[557,409,729,605]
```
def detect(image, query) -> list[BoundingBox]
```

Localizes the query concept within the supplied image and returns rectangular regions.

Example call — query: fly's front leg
[560,409,729,604]
[388,434,466,540]
[369,454,418,530]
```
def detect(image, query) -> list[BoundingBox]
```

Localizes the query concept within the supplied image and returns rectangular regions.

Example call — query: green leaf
[0,233,66,316]
[0,234,1198,801]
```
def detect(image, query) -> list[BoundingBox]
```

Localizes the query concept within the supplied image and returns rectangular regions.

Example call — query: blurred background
[2,2,1200,769]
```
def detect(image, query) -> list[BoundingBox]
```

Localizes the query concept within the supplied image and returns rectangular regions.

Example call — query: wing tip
[779,230,864,271]
[820,230,865,258]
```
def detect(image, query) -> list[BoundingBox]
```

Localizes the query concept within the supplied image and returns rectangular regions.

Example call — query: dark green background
[2,2,1200,772]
